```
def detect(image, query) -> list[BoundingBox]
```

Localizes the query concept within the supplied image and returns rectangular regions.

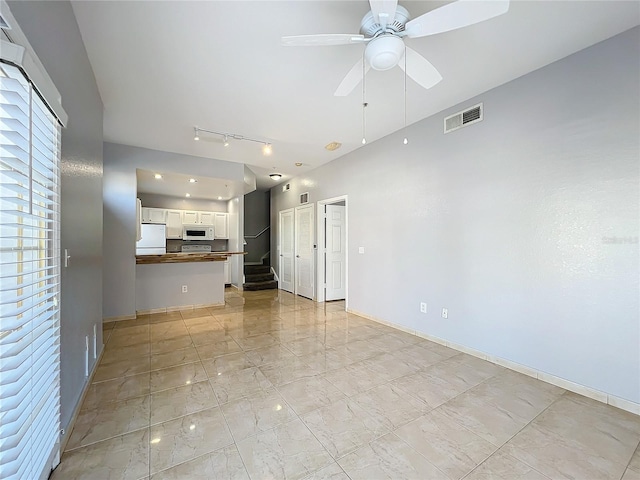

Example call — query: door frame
[316,195,348,305]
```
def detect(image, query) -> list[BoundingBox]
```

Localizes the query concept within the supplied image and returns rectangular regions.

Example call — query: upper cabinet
[214,213,228,239]
[198,211,215,226]
[140,206,229,239]
[182,211,199,224]
[141,207,167,224]
[166,210,183,239]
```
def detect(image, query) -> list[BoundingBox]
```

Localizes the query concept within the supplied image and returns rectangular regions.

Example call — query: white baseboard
[136,302,225,316]
[102,314,136,323]
[347,308,639,416]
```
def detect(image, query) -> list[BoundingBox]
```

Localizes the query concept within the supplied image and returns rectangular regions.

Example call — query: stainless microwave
[183,225,214,240]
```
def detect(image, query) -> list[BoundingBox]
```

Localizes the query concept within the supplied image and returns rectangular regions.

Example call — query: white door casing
[279,209,294,293]
[325,204,346,301]
[295,204,315,299]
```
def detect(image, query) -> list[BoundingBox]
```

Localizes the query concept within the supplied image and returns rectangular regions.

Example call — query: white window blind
[0,61,61,480]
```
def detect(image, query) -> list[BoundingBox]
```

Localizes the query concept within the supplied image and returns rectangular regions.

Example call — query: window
[0,62,62,479]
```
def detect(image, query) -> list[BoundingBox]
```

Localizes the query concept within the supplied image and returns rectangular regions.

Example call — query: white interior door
[278,209,294,293]
[295,205,315,299]
[325,205,346,301]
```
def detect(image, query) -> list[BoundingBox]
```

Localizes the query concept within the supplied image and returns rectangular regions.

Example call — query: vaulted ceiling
[71,1,639,192]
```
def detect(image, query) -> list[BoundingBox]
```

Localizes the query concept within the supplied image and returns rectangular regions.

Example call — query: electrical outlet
[181,285,188,293]
[441,308,448,319]
[420,302,427,314]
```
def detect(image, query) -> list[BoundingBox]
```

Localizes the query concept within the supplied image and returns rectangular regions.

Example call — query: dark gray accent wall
[244,190,271,263]
[8,1,104,431]
[271,27,640,403]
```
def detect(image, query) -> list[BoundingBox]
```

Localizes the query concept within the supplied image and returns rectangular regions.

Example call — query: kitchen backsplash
[166,239,229,253]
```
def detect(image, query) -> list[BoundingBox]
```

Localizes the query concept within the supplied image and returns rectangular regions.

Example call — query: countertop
[136,251,246,265]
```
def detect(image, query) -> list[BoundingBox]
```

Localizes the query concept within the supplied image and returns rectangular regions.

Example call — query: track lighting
[192,126,272,155]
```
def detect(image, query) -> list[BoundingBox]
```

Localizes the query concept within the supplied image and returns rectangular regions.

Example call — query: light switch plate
[358,247,365,254]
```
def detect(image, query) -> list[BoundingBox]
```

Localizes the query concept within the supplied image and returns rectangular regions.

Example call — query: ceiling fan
[282,0,510,96]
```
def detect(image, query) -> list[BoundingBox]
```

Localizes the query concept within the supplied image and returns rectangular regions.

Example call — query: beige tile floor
[52,289,640,480]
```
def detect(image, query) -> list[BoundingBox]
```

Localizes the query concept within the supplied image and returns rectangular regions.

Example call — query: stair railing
[244,225,270,239]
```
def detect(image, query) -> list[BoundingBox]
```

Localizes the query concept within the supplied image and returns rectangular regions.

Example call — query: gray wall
[8,1,105,431]
[244,190,271,263]
[138,193,227,212]
[103,142,247,318]
[271,27,640,403]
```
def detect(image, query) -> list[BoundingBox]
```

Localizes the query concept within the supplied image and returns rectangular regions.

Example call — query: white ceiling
[71,1,639,195]
[136,169,246,201]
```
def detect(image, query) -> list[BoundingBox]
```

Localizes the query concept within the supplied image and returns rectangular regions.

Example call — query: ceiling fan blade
[369,0,398,29]
[334,57,371,97]
[405,0,509,38]
[398,47,442,90]
[282,34,367,46]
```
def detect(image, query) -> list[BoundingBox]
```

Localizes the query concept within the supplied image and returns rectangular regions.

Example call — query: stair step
[245,273,274,283]
[244,265,271,275]
[243,280,278,291]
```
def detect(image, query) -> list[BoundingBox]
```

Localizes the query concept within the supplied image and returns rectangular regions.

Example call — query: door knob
[296,255,300,258]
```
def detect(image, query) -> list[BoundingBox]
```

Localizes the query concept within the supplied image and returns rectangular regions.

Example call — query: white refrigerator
[136,224,166,255]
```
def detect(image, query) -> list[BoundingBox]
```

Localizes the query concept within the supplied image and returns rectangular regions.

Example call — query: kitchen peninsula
[135,251,245,314]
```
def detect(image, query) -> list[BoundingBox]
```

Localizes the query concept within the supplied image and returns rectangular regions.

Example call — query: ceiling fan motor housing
[365,35,405,71]
[360,5,410,71]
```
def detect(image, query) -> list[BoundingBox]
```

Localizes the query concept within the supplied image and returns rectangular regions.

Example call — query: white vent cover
[444,103,483,134]
[0,14,10,30]
[300,192,309,204]
[282,183,290,192]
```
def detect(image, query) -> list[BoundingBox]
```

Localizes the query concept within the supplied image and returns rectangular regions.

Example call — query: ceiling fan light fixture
[365,35,404,71]
[154,173,162,179]
[262,143,273,156]
[270,173,282,180]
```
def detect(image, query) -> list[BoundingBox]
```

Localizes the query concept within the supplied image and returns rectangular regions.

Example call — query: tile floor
[51,289,640,480]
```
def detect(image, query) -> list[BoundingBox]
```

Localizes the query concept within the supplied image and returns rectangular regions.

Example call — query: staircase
[243,263,277,291]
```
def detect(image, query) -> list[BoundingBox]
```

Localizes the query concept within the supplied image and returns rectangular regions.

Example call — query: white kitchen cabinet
[166,210,183,239]
[182,211,199,224]
[198,211,215,225]
[224,259,230,284]
[214,213,229,239]
[142,207,167,224]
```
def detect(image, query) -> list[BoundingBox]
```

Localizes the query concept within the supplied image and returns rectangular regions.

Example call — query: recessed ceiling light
[270,173,282,180]
[324,141,342,151]
[295,162,303,167]
[217,196,223,200]
[189,178,197,183]
[185,193,191,198]
[154,173,162,179]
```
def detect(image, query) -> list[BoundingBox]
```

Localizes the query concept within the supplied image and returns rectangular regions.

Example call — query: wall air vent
[282,183,290,192]
[300,192,309,204]
[444,103,483,134]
